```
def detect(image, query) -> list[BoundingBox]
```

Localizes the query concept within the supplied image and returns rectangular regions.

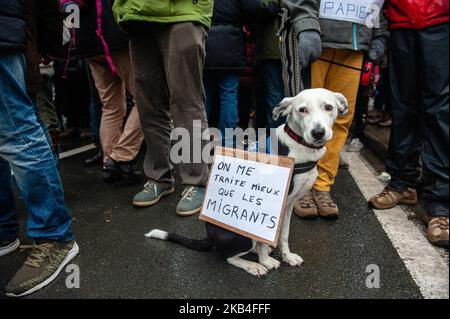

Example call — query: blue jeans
[0,54,74,242]
[204,71,240,147]
[257,60,286,131]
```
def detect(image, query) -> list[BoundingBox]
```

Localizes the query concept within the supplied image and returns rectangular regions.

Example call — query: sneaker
[176,186,205,217]
[5,240,79,298]
[294,191,318,219]
[133,181,175,207]
[378,117,392,127]
[427,217,449,248]
[84,151,103,168]
[339,156,350,170]
[369,187,418,210]
[312,190,339,219]
[347,138,364,152]
[367,111,383,124]
[0,239,20,258]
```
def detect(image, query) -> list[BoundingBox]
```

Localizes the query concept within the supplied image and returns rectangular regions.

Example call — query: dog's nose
[311,127,326,140]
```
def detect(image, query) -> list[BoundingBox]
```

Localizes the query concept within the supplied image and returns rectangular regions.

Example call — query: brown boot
[369,187,418,210]
[312,190,339,219]
[427,217,449,248]
[294,191,318,219]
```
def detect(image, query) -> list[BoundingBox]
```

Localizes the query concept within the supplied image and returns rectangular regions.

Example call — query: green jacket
[113,0,214,29]
[254,0,282,62]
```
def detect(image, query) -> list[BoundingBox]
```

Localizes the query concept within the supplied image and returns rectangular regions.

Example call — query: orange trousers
[311,48,364,192]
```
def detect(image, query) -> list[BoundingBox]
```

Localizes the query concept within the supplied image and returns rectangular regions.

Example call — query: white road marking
[342,151,449,299]
[59,144,96,160]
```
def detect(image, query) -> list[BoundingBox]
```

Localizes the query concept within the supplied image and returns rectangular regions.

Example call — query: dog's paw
[283,253,304,267]
[245,262,269,277]
[260,256,281,270]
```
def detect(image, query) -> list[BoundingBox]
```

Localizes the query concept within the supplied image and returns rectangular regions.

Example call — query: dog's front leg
[279,201,304,267]
[257,243,280,270]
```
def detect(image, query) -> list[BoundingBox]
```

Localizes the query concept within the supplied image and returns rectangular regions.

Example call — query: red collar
[284,124,325,150]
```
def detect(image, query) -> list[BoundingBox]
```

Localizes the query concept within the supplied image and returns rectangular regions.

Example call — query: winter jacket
[0,0,27,53]
[75,0,128,58]
[283,0,389,52]
[205,0,260,70]
[254,0,283,62]
[385,0,449,30]
[25,0,63,95]
[113,0,214,31]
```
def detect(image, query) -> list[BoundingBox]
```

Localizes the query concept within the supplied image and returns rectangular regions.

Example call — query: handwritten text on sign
[200,154,292,245]
[320,0,384,27]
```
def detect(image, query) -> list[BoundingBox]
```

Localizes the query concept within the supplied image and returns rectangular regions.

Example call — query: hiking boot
[103,158,143,185]
[5,240,79,298]
[312,190,339,219]
[133,181,175,207]
[369,187,418,210]
[427,217,449,248]
[0,239,20,258]
[176,186,205,217]
[294,191,318,219]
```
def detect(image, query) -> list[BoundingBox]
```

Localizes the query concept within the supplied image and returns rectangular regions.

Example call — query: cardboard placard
[199,147,294,247]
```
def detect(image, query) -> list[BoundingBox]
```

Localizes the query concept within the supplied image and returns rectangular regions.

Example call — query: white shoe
[0,239,20,257]
[347,138,364,152]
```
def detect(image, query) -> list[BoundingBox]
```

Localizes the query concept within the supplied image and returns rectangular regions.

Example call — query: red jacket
[386,0,449,29]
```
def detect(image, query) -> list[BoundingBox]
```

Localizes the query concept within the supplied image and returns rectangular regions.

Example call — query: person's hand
[297,31,322,69]
[368,38,386,65]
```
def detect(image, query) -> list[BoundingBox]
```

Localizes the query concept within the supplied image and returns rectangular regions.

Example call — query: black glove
[368,37,386,65]
[297,31,322,69]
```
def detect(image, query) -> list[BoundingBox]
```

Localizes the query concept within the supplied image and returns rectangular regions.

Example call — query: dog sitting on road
[146,88,348,276]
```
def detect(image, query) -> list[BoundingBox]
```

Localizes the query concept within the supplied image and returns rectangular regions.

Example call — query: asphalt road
[0,149,432,299]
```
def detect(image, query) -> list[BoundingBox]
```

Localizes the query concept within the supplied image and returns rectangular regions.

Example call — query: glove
[368,37,386,65]
[297,31,322,69]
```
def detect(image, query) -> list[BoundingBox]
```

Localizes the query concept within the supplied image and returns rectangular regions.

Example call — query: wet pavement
[0,149,423,299]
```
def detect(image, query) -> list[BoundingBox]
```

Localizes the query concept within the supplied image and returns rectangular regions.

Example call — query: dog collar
[284,124,325,150]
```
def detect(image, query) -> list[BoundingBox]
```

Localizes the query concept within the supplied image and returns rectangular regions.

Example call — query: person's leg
[385,29,422,191]
[261,60,286,131]
[0,158,19,242]
[130,30,174,187]
[0,54,74,243]
[418,23,449,219]
[108,48,144,163]
[203,71,217,124]
[219,71,240,147]
[87,55,126,163]
[158,22,209,187]
[313,49,364,192]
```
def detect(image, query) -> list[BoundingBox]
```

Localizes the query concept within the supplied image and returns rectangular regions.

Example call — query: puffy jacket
[0,0,27,53]
[254,0,283,62]
[386,0,449,29]
[113,0,213,30]
[283,0,389,52]
[75,0,128,58]
[205,0,260,70]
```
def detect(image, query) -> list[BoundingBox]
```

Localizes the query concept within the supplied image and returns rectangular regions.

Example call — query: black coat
[205,0,260,71]
[0,0,27,53]
[75,0,128,58]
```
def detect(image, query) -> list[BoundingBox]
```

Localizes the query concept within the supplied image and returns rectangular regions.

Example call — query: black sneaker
[5,240,79,298]
[84,151,103,168]
[0,239,20,258]
[103,158,143,185]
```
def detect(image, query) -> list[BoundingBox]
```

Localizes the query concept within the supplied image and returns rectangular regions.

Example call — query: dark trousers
[386,23,449,217]
[129,22,209,187]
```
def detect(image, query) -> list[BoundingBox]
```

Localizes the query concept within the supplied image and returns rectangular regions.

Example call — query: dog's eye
[325,105,333,112]
[299,107,308,114]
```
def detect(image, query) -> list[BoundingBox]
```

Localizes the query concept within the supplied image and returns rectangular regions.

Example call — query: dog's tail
[145,229,214,252]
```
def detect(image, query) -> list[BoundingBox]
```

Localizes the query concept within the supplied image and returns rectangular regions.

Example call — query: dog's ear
[334,92,349,117]
[273,97,294,121]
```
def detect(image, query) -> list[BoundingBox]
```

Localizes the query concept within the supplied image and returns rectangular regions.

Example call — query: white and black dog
[146,88,348,276]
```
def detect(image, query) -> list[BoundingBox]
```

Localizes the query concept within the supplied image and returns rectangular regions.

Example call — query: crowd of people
[0,0,448,298]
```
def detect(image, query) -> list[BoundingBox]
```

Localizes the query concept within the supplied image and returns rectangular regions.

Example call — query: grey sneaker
[0,239,20,258]
[176,186,205,217]
[133,181,175,207]
[5,240,79,298]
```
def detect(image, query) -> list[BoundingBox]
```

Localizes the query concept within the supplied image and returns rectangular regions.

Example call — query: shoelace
[182,187,197,202]
[144,182,157,194]
[20,243,54,268]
